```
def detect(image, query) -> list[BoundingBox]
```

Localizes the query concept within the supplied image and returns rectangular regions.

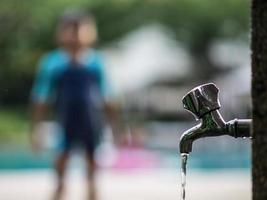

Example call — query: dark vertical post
[251,1,267,199]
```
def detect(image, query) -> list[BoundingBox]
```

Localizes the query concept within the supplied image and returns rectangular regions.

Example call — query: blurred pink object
[112,146,160,170]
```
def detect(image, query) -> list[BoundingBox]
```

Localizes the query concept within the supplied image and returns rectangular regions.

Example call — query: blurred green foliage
[0,107,29,142]
[0,0,249,104]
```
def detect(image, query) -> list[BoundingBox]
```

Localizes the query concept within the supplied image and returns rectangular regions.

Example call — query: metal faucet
[179,83,252,154]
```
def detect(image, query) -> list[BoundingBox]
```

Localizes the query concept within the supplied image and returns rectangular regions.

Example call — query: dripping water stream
[180,153,188,200]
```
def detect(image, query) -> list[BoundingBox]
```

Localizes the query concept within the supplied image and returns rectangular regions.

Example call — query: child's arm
[93,52,123,140]
[30,102,48,151]
[30,54,54,151]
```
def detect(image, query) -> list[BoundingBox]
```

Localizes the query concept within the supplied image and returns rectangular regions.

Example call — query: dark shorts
[58,103,102,154]
[62,129,98,154]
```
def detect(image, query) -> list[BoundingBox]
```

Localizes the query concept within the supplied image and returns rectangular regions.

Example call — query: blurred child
[31,10,110,200]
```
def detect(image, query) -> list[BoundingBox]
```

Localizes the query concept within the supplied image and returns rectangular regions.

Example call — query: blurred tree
[0,0,249,104]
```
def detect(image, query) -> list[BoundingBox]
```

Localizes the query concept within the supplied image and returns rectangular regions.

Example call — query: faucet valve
[182,83,221,120]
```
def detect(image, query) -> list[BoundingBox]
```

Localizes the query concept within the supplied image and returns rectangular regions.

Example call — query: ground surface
[0,168,251,200]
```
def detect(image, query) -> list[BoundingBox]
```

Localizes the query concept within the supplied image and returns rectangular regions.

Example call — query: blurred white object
[103,24,192,95]
[95,125,118,168]
[213,65,251,118]
[34,121,63,151]
[209,39,250,69]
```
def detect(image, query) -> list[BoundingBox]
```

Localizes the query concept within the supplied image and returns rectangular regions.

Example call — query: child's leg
[53,152,69,200]
[85,151,97,200]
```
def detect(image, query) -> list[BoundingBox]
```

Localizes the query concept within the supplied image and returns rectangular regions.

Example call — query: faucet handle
[182,83,221,119]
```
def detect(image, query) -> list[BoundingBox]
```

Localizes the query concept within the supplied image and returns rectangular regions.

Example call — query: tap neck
[201,109,225,127]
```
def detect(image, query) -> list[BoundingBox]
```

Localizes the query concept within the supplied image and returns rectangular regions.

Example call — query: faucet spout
[180,110,226,154]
